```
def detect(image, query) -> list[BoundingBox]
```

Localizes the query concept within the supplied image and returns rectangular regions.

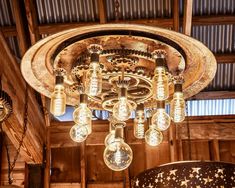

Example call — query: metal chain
[6,84,29,184]
[114,0,120,21]
[185,100,192,160]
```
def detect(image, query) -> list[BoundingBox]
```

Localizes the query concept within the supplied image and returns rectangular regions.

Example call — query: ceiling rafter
[183,0,193,35]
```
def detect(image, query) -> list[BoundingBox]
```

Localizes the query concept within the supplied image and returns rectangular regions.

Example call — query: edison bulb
[134,110,146,139]
[50,81,66,116]
[145,126,163,146]
[152,108,171,131]
[104,132,115,146]
[86,63,102,96]
[103,139,133,171]
[170,92,185,122]
[70,124,88,143]
[113,97,132,121]
[153,67,169,101]
[73,103,92,134]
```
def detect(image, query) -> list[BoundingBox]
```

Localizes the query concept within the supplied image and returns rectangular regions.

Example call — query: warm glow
[103,139,133,171]
[134,110,146,139]
[170,92,186,122]
[145,126,163,146]
[152,108,171,131]
[50,84,66,116]
[113,96,132,122]
[69,124,88,143]
[152,67,169,101]
[85,62,102,96]
[73,103,92,134]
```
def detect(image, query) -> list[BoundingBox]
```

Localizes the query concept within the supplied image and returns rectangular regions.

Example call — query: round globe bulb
[152,109,171,131]
[113,97,132,121]
[73,104,92,134]
[104,132,115,147]
[103,140,133,171]
[70,124,88,143]
[145,127,163,146]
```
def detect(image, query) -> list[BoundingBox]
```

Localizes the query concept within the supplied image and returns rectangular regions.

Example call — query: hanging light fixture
[21,24,217,171]
[103,122,133,171]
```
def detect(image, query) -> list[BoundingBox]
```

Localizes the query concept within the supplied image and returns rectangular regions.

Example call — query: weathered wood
[44,128,50,188]
[87,183,123,188]
[24,0,40,44]
[169,123,178,162]
[215,53,235,64]
[98,0,107,24]
[210,140,220,161]
[0,31,45,163]
[190,91,235,100]
[178,115,235,140]
[11,0,29,56]
[173,0,179,32]
[183,0,193,35]
[51,183,81,188]
[0,26,17,37]
[80,142,86,188]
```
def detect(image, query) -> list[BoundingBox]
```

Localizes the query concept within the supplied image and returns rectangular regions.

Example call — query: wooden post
[11,0,29,56]
[173,0,179,32]
[98,0,107,24]
[24,0,40,44]
[169,123,178,162]
[80,142,86,188]
[44,128,51,188]
[183,0,193,35]
[210,139,220,161]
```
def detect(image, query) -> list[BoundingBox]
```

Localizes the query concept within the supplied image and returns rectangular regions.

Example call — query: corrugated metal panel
[106,0,172,21]
[186,99,235,116]
[191,24,235,53]
[206,63,235,91]
[0,0,15,26]
[6,36,20,58]
[180,0,235,16]
[36,0,99,24]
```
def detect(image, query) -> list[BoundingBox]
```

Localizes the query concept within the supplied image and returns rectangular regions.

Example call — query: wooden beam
[178,115,235,140]
[11,0,29,56]
[183,0,193,35]
[192,15,235,26]
[173,0,179,32]
[24,0,40,44]
[98,0,107,24]
[80,142,86,188]
[0,26,17,37]
[210,139,220,161]
[0,31,45,163]
[215,53,235,64]
[190,91,235,100]
[44,128,50,188]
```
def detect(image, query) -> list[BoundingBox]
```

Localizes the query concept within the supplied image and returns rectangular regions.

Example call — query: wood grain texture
[0,32,45,163]
[183,0,193,35]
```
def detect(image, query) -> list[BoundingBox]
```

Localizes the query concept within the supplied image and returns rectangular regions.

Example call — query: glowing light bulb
[153,67,169,101]
[134,104,146,139]
[70,124,88,143]
[86,62,102,96]
[73,94,92,134]
[145,126,163,146]
[113,88,132,121]
[103,124,133,171]
[103,139,133,171]
[152,102,171,131]
[50,75,66,116]
[170,83,185,123]
[104,132,115,146]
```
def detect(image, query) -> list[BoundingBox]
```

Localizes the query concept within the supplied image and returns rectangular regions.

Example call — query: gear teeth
[87,44,103,54]
[152,49,167,59]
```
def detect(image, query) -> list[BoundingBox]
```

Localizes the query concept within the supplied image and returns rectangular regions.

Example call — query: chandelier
[21,24,216,171]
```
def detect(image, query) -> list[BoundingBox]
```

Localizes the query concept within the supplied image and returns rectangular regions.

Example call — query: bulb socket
[90,53,99,63]
[80,93,88,104]
[174,83,183,92]
[55,75,64,85]
[114,126,124,139]
[119,87,127,98]
[136,103,144,112]
[157,101,165,109]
